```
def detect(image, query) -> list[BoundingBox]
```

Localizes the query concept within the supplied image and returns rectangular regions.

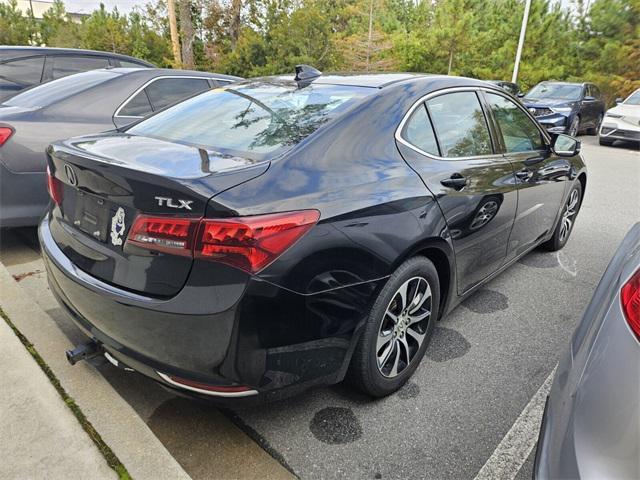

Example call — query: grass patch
[0,307,132,480]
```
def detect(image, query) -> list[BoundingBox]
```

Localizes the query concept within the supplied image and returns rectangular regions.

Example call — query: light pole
[512,0,532,84]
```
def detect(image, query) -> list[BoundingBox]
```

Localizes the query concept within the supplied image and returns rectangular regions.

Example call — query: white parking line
[474,366,557,480]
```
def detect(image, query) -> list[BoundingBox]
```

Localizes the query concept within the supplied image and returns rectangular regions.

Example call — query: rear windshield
[127,83,374,159]
[4,69,119,108]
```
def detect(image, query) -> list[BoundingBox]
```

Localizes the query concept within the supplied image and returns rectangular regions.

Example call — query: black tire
[599,136,614,146]
[348,256,440,397]
[587,114,603,135]
[568,116,580,137]
[542,181,583,251]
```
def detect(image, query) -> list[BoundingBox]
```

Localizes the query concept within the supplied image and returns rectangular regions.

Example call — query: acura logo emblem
[64,164,77,186]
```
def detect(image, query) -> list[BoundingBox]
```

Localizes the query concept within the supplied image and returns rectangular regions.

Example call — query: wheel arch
[577,171,587,200]
[392,238,456,321]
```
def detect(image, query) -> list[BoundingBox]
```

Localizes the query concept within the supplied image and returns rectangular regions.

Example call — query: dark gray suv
[521,81,606,137]
[0,46,154,101]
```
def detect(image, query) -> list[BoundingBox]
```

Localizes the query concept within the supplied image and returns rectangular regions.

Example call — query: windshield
[127,82,374,159]
[525,84,583,101]
[4,69,119,108]
[624,90,640,105]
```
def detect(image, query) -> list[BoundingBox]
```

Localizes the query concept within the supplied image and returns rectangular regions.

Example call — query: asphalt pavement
[0,135,637,479]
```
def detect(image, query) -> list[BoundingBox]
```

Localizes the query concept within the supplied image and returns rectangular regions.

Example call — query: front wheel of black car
[348,257,440,397]
[542,182,583,251]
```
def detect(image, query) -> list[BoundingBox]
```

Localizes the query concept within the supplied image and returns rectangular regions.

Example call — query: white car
[599,89,640,147]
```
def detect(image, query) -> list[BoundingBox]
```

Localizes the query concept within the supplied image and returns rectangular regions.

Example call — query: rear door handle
[441,174,467,190]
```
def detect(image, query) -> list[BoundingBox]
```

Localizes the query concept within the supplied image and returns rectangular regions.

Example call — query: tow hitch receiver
[65,341,100,365]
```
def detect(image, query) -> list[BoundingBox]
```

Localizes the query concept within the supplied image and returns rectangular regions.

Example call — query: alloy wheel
[559,188,580,244]
[376,276,432,378]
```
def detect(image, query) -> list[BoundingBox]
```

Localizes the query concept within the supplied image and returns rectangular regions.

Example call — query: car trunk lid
[47,133,269,297]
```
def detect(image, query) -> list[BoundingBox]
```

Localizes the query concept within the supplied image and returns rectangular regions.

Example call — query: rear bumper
[40,215,380,403]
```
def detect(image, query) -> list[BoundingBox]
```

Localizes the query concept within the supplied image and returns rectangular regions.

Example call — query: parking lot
[1,136,638,479]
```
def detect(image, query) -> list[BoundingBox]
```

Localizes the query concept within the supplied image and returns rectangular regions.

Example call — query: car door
[396,88,518,294]
[113,76,212,128]
[582,84,600,126]
[482,90,570,261]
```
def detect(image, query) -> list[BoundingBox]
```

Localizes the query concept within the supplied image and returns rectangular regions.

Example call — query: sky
[64,0,141,14]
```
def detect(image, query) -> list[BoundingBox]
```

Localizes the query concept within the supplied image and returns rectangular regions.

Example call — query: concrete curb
[0,313,116,479]
[0,262,190,480]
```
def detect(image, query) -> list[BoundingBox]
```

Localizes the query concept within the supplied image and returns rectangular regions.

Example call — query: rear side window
[486,93,544,153]
[0,56,45,99]
[118,90,153,117]
[426,91,492,158]
[49,55,110,80]
[4,70,119,108]
[145,78,210,111]
[402,103,439,156]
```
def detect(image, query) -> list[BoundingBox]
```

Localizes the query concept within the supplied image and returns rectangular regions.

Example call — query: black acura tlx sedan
[40,66,587,403]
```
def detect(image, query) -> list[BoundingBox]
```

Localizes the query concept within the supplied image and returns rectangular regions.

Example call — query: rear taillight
[0,127,13,147]
[621,268,640,339]
[46,166,63,205]
[195,211,320,273]
[127,215,199,256]
[125,210,319,273]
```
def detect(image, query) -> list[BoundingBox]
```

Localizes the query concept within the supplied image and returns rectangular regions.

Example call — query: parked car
[487,80,520,96]
[534,223,640,479]
[0,67,240,228]
[521,81,605,137]
[598,88,640,147]
[40,67,586,403]
[0,46,154,102]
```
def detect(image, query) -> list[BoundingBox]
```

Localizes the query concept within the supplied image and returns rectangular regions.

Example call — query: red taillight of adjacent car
[126,210,320,273]
[621,268,640,339]
[127,215,199,257]
[46,166,64,205]
[0,127,13,147]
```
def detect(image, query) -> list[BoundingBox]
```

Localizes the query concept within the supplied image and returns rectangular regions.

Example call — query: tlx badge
[155,196,193,210]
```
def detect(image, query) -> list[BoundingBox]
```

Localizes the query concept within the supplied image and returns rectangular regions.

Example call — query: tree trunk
[167,0,181,67]
[230,0,242,50]
[447,46,454,75]
[179,0,195,69]
[366,0,374,71]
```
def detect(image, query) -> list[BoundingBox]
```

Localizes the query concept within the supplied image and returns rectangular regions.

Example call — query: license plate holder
[73,192,110,243]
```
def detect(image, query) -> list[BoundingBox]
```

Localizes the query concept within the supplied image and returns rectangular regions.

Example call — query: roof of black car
[268,73,433,88]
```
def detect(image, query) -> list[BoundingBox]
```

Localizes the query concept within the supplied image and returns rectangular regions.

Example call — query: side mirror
[615,97,623,104]
[553,134,581,157]
[583,95,595,101]
[517,92,525,98]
